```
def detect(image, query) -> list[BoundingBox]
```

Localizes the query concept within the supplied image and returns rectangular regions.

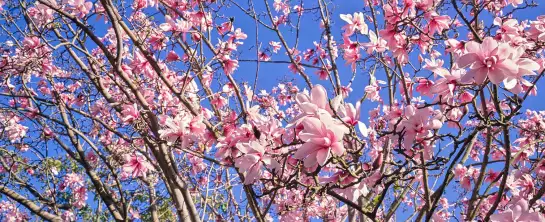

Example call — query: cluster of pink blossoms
[60,173,87,209]
[457,37,540,93]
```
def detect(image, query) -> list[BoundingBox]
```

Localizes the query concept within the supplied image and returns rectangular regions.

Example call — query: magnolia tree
[2,0,545,221]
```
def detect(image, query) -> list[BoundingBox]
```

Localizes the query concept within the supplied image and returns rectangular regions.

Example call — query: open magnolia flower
[294,112,348,167]
[457,37,518,85]
[490,198,543,222]
[235,140,277,184]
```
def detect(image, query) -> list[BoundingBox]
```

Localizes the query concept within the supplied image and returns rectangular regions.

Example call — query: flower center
[484,56,498,68]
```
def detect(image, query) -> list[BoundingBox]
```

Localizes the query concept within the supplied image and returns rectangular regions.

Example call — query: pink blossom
[453,164,467,179]
[503,47,540,94]
[400,105,443,150]
[62,211,75,222]
[217,21,233,35]
[289,84,331,125]
[315,69,329,80]
[5,122,28,143]
[507,0,523,7]
[423,58,450,77]
[444,39,464,54]
[159,113,204,148]
[430,69,463,99]
[121,103,139,124]
[65,0,93,18]
[166,50,180,62]
[22,36,40,50]
[490,198,543,222]
[339,12,368,36]
[159,15,192,41]
[338,102,361,126]
[528,16,545,41]
[258,51,271,61]
[235,140,274,184]
[228,28,247,40]
[211,95,228,108]
[362,31,387,54]
[424,12,450,35]
[416,78,434,97]
[270,41,282,53]
[221,55,239,75]
[343,48,360,71]
[457,37,518,85]
[294,114,348,167]
[27,3,55,27]
[73,186,87,209]
[122,153,152,178]
[273,0,290,15]
[149,33,168,50]
[132,0,148,10]
[364,80,385,102]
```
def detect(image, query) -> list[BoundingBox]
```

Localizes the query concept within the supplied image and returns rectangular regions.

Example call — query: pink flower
[315,69,329,80]
[62,211,75,222]
[159,15,191,41]
[503,47,540,94]
[217,21,233,35]
[289,84,332,127]
[338,102,361,126]
[211,95,228,108]
[235,140,273,184]
[490,198,543,222]
[400,105,443,149]
[424,12,450,35]
[166,50,180,62]
[294,114,348,167]
[528,16,545,41]
[362,31,387,54]
[61,173,84,191]
[132,0,148,10]
[123,154,152,178]
[270,41,282,53]
[460,176,471,190]
[343,48,360,71]
[444,39,464,54]
[43,127,55,139]
[364,80,385,102]
[430,69,462,99]
[457,37,518,85]
[494,18,519,38]
[423,58,450,77]
[5,122,28,143]
[64,0,93,18]
[507,0,523,7]
[22,36,40,50]
[258,51,271,61]
[73,186,87,209]
[453,164,467,179]
[221,55,239,75]
[273,0,290,14]
[339,12,368,36]
[416,78,434,97]
[159,113,204,148]
[228,28,247,40]
[27,3,55,27]
[149,33,167,50]
[121,103,139,124]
